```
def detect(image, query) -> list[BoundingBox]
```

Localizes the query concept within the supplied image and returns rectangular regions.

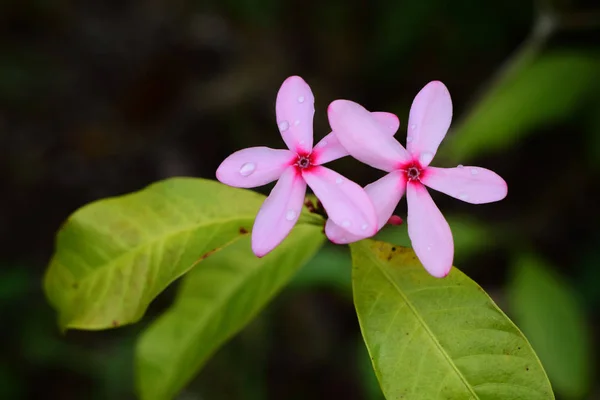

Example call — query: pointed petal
[421,166,508,204]
[251,167,307,257]
[406,81,453,166]
[216,147,296,188]
[328,100,410,171]
[276,76,315,154]
[313,111,399,165]
[325,171,406,244]
[406,182,453,278]
[303,166,377,236]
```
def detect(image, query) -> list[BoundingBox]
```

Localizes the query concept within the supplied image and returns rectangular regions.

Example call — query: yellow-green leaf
[44,178,319,330]
[351,240,554,400]
[135,224,325,400]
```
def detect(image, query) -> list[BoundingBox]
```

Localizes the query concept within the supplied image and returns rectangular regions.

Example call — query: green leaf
[351,240,554,400]
[445,51,600,162]
[290,244,352,294]
[135,224,324,400]
[508,255,592,399]
[44,178,320,330]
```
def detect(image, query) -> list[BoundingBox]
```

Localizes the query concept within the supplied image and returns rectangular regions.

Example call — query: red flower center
[295,152,315,171]
[400,160,426,182]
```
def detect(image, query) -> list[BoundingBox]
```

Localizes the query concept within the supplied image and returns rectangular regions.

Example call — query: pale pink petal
[251,167,307,257]
[372,111,400,135]
[312,132,348,165]
[216,147,296,188]
[313,111,399,165]
[406,182,453,278]
[406,81,453,166]
[302,166,377,236]
[276,76,315,154]
[325,170,406,244]
[328,100,410,171]
[421,166,508,204]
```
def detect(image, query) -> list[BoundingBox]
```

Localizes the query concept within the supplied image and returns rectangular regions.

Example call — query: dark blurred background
[1,0,599,399]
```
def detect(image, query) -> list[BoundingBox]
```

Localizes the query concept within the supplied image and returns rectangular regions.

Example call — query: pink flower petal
[325,170,406,244]
[421,166,508,204]
[216,147,296,188]
[406,182,453,278]
[313,112,399,165]
[406,81,453,166]
[276,76,315,154]
[328,100,410,171]
[302,166,377,236]
[251,166,307,257]
[312,132,348,165]
[372,111,400,135]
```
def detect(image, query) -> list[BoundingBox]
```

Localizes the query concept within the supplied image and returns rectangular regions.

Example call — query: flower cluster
[217,76,507,277]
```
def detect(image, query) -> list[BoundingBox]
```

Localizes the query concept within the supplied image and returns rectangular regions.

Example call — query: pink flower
[326,81,508,277]
[217,76,384,257]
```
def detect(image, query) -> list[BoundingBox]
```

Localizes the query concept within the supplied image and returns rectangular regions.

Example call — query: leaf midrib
[371,255,480,399]
[148,229,325,399]
[62,215,256,294]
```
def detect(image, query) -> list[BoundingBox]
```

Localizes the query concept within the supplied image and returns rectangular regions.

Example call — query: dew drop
[457,164,464,169]
[298,96,305,103]
[406,136,413,143]
[294,120,300,126]
[335,177,343,185]
[470,168,479,175]
[278,120,289,132]
[459,193,469,201]
[361,223,369,231]
[342,220,351,228]
[285,209,297,221]
[410,124,417,130]
[239,162,256,177]
[318,140,328,148]
[420,152,434,165]
[427,246,432,251]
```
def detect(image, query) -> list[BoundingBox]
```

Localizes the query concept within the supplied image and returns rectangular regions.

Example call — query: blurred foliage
[508,254,592,399]
[1,0,599,398]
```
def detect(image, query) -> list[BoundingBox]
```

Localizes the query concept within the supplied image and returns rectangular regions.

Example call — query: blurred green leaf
[508,254,592,399]
[44,178,321,330]
[446,51,600,161]
[135,224,325,400]
[290,244,352,294]
[351,240,554,400]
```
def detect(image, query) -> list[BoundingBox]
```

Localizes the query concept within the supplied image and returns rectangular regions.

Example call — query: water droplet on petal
[459,193,469,201]
[427,246,432,251]
[318,140,328,148]
[294,120,300,126]
[361,223,368,231]
[406,136,413,143]
[239,162,256,176]
[286,209,297,221]
[278,121,289,132]
[335,177,343,185]
[410,124,417,130]
[470,168,479,175]
[298,96,305,103]
[457,164,464,169]
[420,152,434,165]
[342,220,351,228]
